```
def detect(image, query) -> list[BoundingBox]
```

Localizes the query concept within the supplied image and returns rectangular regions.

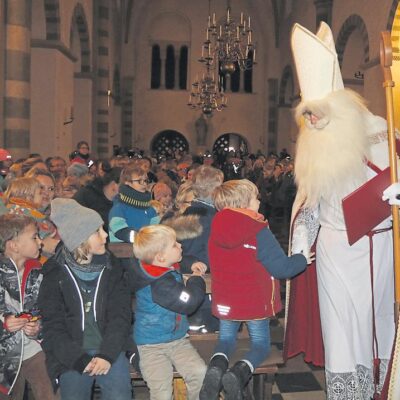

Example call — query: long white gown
[291,130,396,400]
[317,194,393,399]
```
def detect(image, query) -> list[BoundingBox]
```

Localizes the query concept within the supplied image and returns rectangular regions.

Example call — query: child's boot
[222,360,253,400]
[199,354,229,400]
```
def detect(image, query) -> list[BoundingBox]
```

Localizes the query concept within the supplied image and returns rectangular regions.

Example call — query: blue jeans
[59,352,132,400]
[214,319,271,368]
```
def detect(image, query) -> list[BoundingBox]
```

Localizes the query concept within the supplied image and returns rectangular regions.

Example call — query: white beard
[294,89,371,208]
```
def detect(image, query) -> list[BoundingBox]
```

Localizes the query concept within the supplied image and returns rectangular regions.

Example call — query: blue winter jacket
[108,196,158,242]
[132,260,205,345]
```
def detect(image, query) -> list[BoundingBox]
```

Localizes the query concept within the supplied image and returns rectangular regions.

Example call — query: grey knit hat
[50,198,103,251]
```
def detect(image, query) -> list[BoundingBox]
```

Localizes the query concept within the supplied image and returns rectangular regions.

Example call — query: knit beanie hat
[152,182,172,201]
[50,198,103,251]
[67,162,89,177]
[0,148,12,162]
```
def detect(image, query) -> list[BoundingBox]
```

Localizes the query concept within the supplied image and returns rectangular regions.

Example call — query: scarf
[62,246,109,273]
[119,184,152,209]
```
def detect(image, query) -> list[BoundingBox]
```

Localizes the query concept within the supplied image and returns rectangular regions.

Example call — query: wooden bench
[108,242,283,400]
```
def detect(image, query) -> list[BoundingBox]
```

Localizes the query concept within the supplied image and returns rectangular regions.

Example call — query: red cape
[283,252,325,367]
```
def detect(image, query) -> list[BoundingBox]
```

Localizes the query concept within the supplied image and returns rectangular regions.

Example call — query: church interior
[2,0,400,161]
[1,1,400,400]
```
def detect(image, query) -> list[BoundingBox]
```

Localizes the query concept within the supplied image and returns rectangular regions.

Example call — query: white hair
[294,89,371,208]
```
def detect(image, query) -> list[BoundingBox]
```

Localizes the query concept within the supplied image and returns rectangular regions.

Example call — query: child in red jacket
[200,179,308,400]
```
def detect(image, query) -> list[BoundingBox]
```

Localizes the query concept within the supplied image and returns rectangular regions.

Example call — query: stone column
[4,0,31,158]
[95,0,111,158]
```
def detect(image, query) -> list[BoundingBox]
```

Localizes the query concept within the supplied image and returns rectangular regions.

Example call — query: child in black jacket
[38,199,133,400]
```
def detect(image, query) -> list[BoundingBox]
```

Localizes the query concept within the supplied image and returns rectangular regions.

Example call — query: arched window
[179,46,188,90]
[151,130,189,157]
[151,45,161,89]
[213,133,249,156]
[244,50,253,93]
[113,66,121,105]
[218,65,227,92]
[165,45,175,89]
[231,62,240,92]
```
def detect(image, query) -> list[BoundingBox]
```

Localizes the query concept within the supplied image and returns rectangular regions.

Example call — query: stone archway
[336,14,369,68]
[151,130,189,158]
[387,0,400,30]
[70,3,91,73]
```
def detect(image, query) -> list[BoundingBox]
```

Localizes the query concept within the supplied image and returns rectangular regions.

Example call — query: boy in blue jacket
[132,224,207,400]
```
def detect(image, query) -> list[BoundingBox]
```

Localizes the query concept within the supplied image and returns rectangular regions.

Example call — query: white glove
[291,224,310,260]
[382,182,400,206]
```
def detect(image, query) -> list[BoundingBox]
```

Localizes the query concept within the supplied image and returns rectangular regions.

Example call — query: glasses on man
[130,178,149,185]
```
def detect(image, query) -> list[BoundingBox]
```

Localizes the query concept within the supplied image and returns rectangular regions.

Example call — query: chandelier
[187,66,228,116]
[199,0,256,75]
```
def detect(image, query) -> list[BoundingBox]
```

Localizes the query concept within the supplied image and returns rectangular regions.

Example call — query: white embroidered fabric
[292,206,320,250]
[326,359,389,400]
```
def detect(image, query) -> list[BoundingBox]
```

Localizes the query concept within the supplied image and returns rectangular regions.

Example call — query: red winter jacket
[209,208,282,320]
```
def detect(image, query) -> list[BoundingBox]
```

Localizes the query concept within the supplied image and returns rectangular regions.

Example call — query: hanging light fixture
[187,65,228,117]
[199,0,256,75]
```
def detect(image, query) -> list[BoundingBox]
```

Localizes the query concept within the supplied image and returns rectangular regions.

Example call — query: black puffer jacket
[38,245,133,384]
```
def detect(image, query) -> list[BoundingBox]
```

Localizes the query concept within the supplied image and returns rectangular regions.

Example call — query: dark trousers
[0,351,58,400]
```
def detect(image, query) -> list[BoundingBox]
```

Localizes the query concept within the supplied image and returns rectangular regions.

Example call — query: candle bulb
[240,12,244,25]
[208,15,211,27]
[248,16,251,29]
[253,48,256,62]
[206,28,209,40]
[249,31,252,43]
[219,25,222,37]
[227,7,230,22]
[201,45,204,58]
[213,13,216,25]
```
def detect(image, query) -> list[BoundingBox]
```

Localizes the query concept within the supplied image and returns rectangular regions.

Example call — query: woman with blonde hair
[5,177,58,256]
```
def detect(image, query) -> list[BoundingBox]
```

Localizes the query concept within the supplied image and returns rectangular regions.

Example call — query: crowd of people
[0,141,300,400]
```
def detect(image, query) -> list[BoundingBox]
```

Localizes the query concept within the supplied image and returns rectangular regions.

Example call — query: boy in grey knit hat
[50,198,103,252]
[38,198,134,400]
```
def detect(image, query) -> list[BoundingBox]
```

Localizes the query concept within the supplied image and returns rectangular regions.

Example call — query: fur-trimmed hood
[162,212,203,241]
